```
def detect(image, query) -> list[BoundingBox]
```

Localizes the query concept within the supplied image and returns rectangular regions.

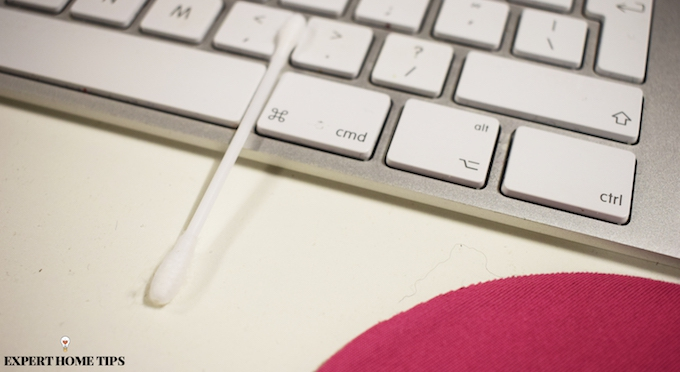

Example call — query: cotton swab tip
[145,12,308,307]
[147,232,198,306]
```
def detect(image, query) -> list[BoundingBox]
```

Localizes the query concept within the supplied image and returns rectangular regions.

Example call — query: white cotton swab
[147,14,307,307]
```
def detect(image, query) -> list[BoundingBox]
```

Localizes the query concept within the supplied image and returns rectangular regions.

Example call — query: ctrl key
[501,127,636,224]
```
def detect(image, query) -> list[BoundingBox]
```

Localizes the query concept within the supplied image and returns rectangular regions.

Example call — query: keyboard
[2,0,679,266]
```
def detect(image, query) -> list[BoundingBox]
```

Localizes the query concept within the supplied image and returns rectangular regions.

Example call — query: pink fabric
[319,273,680,371]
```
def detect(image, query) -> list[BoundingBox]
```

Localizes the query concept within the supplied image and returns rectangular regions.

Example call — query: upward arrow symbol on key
[612,111,631,125]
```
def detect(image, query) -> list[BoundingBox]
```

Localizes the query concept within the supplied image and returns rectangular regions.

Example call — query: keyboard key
[455,52,642,144]
[354,0,430,34]
[433,0,509,50]
[0,7,266,126]
[509,0,573,13]
[586,0,653,83]
[140,0,223,44]
[502,126,636,224]
[7,0,70,13]
[213,2,292,60]
[387,99,499,188]
[256,72,391,160]
[281,0,349,17]
[291,17,373,79]
[513,9,588,68]
[71,0,147,28]
[372,33,453,97]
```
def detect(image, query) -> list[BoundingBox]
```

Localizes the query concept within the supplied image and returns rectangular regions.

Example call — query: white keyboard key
[292,17,373,78]
[71,0,147,28]
[354,0,430,34]
[213,2,292,60]
[257,73,391,160]
[371,33,453,97]
[513,9,588,68]
[455,52,642,143]
[140,0,223,44]
[433,0,509,50]
[502,127,636,224]
[281,0,349,17]
[509,0,573,13]
[387,99,499,188]
[586,0,653,83]
[0,7,265,126]
[7,0,70,13]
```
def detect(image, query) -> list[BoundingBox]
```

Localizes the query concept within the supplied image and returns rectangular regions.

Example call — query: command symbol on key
[268,108,288,122]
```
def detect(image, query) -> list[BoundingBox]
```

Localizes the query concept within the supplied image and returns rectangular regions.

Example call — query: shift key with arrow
[456,52,643,144]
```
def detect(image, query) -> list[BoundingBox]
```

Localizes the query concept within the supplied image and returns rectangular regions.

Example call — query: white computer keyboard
[2,0,679,266]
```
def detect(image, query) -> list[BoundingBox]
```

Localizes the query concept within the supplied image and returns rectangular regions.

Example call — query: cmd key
[256,72,391,160]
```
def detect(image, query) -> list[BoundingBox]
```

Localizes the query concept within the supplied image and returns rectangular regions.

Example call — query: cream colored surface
[1,98,679,371]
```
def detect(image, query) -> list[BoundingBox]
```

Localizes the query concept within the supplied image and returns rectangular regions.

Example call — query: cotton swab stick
[147,14,307,307]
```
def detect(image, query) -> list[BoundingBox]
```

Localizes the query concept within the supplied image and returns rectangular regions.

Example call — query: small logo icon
[267,108,288,122]
[61,336,70,352]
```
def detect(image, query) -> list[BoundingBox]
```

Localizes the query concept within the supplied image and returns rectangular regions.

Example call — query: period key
[501,127,636,224]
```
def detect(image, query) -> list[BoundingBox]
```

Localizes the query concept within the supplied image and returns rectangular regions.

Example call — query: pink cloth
[319,273,680,371]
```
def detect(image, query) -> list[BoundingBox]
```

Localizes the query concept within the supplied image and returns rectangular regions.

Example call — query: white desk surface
[2,98,679,370]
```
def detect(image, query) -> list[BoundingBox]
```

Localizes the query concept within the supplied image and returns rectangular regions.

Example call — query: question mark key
[371,33,454,97]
